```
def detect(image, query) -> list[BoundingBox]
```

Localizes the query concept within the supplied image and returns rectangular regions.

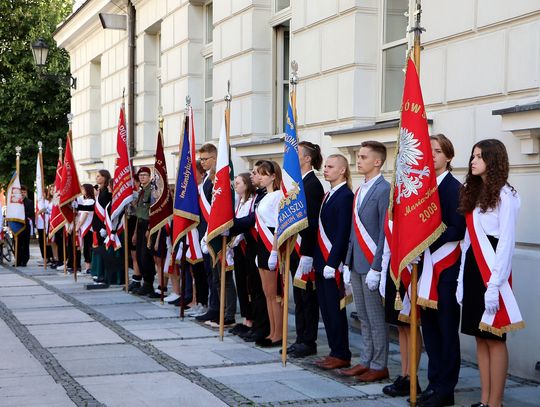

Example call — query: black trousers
[191,261,208,306]
[247,243,269,338]
[16,222,31,266]
[234,245,253,320]
[66,233,81,270]
[421,276,461,396]
[82,233,93,264]
[204,253,219,315]
[315,270,351,361]
[136,220,155,285]
[55,230,65,262]
[37,228,53,261]
[290,255,319,347]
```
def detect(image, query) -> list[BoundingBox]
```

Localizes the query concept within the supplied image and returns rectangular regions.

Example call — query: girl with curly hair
[457,139,523,407]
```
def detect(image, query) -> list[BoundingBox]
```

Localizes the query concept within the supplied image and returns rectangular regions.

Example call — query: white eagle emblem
[395,127,430,203]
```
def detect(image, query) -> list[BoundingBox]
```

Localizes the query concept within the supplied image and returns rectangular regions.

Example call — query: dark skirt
[256,227,274,270]
[384,270,408,326]
[461,236,506,341]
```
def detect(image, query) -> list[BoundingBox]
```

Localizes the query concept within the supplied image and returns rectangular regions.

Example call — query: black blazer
[429,172,466,281]
[230,187,266,237]
[299,171,325,258]
[198,176,213,233]
[92,188,112,231]
[313,184,354,271]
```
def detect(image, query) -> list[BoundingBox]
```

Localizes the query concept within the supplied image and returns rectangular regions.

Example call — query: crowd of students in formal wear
[28,135,518,407]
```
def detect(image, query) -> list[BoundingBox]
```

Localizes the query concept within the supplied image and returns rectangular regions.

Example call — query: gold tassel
[394,291,403,310]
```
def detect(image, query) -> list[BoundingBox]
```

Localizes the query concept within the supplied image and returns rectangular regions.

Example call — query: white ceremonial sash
[352,187,376,264]
[466,209,524,336]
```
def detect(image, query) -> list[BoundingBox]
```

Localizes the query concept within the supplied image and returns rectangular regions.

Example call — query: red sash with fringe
[352,187,376,264]
[466,210,524,336]
[317,192,352,309]
[199,179,211,223]
[417,242,461,309]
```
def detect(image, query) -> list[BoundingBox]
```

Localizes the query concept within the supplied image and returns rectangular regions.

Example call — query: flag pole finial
[58,138,63,152]
[38,141,43,151]
[15,146,21,157]
[290,60,299,86]
[158,106,164,131]
[225,80,232,107]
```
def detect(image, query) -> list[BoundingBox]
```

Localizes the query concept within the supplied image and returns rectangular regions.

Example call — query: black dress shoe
[257,338,281,348]
[135,284,154,296]
[471,403,489,407]
[383,375,421,397]
[412,389,435,404]
[289,343,317,358]
[418,392,454,407]
[128,280,141,292]
[238,329,254,339]
[195,311,218,322]
[280,343,299,354]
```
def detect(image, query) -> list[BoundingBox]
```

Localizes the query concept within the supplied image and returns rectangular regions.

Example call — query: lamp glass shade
[31,38,49,67]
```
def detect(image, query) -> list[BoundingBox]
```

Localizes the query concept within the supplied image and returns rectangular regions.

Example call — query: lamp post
[31,38,77,89]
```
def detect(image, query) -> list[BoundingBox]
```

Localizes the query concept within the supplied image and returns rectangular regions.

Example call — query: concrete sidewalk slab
[1,294,72,309]
[13,307,95,325]
[0,285,51,296]
[0,274,38,287]
[27,321,124,348]
[72,291,145,306]
[77,371,228,407]
[51,343,166,377]
[92,303,179,321]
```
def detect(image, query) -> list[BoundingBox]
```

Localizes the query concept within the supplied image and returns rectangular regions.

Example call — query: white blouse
[256,190,282,229]
[460,185,520,286]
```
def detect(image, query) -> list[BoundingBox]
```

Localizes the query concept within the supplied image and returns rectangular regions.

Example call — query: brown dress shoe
[339,363,370,377]
[314,356,332,366]
[356,367,389,382]
[319,356,351,370]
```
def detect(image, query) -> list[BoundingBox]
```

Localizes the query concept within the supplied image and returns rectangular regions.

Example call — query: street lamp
[31,38,76,89]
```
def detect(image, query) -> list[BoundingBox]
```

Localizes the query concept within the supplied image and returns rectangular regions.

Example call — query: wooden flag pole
[63,229,67,275]
[38,141,47,270]
[72,221,77,282]
[219,83,233,341]
[281,237,293,366]
[124,216,129,292]
[179,240,188,320]
[409,1,423,405]
[14,146,21,266]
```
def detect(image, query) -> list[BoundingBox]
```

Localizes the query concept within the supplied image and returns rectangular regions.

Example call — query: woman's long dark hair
[236,172,256,202]
[98,169,111,191]
[459,139,514,213]
[82,184,94,199]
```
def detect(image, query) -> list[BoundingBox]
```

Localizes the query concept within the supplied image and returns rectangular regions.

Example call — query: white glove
[71,201,78,209]
[484,282,500,314]
[221,229,230,237]
[299,256,313,275]
[323,265,335,279]
[201,237,209,254]
[294,267,303,281]
[409,256,421,266]
[177,242,184,256]
[232,235,243,248]
[255,256,258,268]
[267,250,278,271]
[456,279,463,306]
[99,228,107,238]
[342,265,351,285]
[365,269,381,291]
[226,247,234,265]
[379,271,386,298]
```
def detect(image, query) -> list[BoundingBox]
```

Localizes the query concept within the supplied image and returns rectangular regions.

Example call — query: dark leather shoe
[255,338,273,347]
[319,356,351,370]
[418,392,454,407]
[470,403,489,407]
[314,356,332,367]
[280,343,299,354]
[289,343,317,358]
[135,284,154,296]
[195,311,217,322]
[356,367,389,382]
[413,389,435,403]
[339,363,370,377]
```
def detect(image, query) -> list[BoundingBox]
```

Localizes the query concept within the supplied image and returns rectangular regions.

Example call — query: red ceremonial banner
[149,128,173,236]
[49,156,65,237]
[389,56,445,289]
[111,104,135,221]
[59,135,82,224]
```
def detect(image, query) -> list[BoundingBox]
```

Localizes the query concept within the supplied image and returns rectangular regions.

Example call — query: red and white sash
[352,187,376,264]
[186,228,203,264]
[317,192,352,309]
[104,203,123,250]
[94,198,106,224]
[466,210,524,336]
[417,242,461,309]
[198,178,211,223]
[255,212,274,253]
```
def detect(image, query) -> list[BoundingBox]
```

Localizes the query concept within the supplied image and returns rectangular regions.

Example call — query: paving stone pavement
[1,247,539,406]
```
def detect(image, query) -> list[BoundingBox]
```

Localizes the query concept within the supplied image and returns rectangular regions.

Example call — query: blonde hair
[327,154,352,189]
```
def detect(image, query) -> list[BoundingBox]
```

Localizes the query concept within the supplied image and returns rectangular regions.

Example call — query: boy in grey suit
[341,141,390,382]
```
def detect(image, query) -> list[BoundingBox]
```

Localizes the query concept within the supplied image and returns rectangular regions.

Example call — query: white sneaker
[185,304,201,316]
[56,264,65,270]
[193,305,208,317]
[164,293,180,303]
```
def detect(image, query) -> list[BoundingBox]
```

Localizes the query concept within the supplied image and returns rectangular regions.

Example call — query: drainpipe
[127,0,136,157]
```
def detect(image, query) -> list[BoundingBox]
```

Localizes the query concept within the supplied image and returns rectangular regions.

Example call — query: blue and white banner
[276,100,308,248]
[6,171,26,237]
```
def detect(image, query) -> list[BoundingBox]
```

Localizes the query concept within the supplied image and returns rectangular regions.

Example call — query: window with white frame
[205,2,213,44]
[274,0,290,13]
[381,0,408,114]
[204,56,213,140]
[274,24,290,134]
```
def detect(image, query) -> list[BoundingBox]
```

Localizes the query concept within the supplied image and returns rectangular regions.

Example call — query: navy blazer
[314,184,354,271]
[299,171,325,258]
[428,172,466,281]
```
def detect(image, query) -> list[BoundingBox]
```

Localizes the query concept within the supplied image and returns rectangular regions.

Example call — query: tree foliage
[0,0,73,191]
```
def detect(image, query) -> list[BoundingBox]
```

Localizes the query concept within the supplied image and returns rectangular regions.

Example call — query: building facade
[55,0,540,380]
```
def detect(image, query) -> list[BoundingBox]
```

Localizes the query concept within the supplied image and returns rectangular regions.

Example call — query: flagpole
[408,1,423,405]
[14,146,21,266]
[38,141,47,270]
[281,60,300,367]
[219,82,232,341]
[66,114,78,282]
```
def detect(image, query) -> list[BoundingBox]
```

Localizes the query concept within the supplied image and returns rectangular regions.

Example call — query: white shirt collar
[330,181,347,193]
[362,173,381,189]
[302,169,314,180]
[436,170,449,186]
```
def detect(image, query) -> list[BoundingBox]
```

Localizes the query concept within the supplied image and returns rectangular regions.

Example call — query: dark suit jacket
[92,188,112,231]
[299,171,325,258]
[198,176,213,234]
[313,184,354,271]
[428,172,466,282]
[230,188,266,237]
